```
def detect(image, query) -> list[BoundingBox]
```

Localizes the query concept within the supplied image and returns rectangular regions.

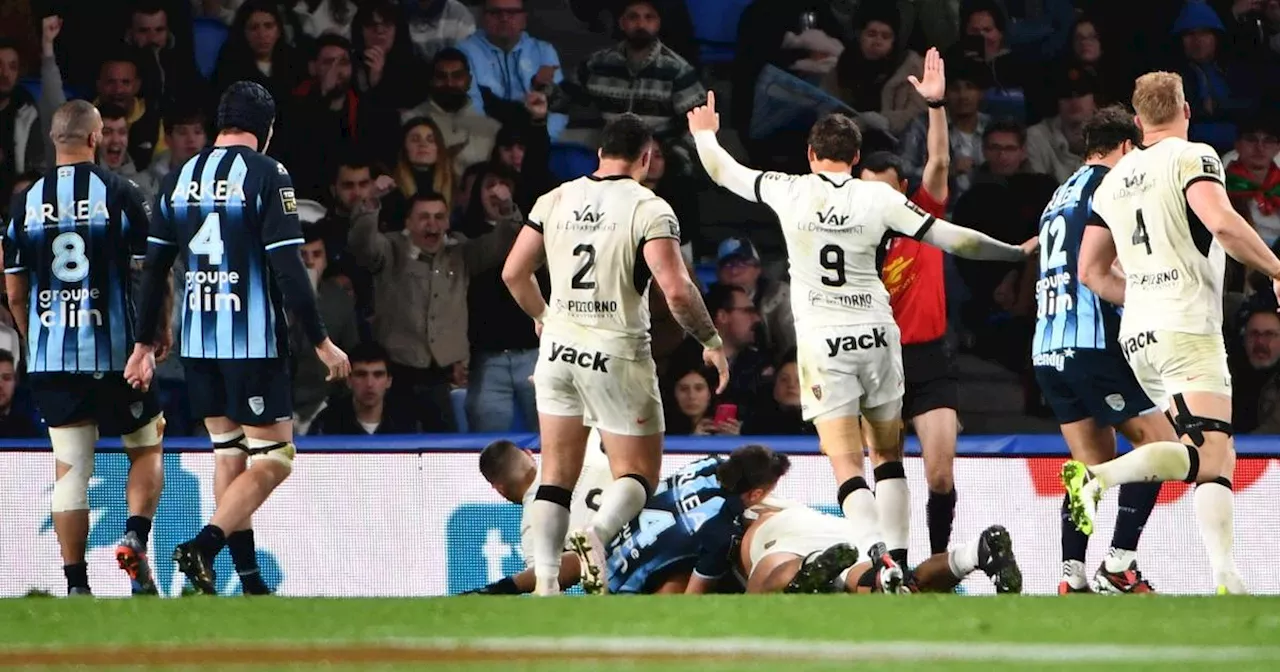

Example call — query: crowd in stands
[0,0,1277,438]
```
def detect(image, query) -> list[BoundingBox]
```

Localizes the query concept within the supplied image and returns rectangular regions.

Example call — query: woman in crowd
[212,0,306,101]
[663,366,741,436]
[742,354,813,435]
[385,117,457,225]
[351,1,430,110]
[821,2,925,136]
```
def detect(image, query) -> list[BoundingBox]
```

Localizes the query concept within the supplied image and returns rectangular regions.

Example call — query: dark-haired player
[1032,105,1176,594]
[738,501,1021,595]
[858,48,961,557]
[127,81,350,595]
[503,113,728,596]
[468,430,613,594]
[605,445,789,595]
[3,101,168,596]
[689,90,1033,572]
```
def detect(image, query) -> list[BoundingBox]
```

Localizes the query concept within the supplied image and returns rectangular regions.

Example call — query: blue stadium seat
[548,142,598,182]
[685,0,753,64]
[192,18,229,79]
[18,77,81,102]
[451,388,469,433]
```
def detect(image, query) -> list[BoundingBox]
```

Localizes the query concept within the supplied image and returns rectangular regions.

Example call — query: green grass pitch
[3,595,1280,671]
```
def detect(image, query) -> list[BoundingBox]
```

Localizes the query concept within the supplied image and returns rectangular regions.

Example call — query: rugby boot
[568,528,609,595]
[173,541,218,595]
[976,525,1023,594]
[783,543,859,594]
[116,531,158,596]
[1060,461,1101,536]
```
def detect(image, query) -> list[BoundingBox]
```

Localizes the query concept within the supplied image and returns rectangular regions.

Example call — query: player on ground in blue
[1031,106,1178,594]
[2,100,169,596]
[126,81,350,595]
[603,445,788,595]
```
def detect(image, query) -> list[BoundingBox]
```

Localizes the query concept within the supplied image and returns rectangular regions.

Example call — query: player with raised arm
[126,81,350,595]
[2,101,168,596]
[688,91,1034,573]
[467,431,613,595]
[1065,72,1280,595]
[502,114,728,596]
[604,446,788,595]
[1033,106,1178,594]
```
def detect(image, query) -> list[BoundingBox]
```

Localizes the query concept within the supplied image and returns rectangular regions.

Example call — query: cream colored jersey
[1090,138,1228,337]
[519,430,613,566]
[753,172,936,329]
[529,176,681,361]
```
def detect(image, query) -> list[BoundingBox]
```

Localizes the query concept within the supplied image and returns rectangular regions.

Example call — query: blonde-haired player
[1067,72,1280,594]
[502,114,728,596]
[688,91,1035,575]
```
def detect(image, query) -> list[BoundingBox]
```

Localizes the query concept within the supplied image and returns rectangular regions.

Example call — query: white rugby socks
[840,485,884,555]
[1089,441,1192,488]
[590,476,648,543]
[529,486,572,594]
[873,463,910,561]
[947,538,980,579]
[1193,480,1245,592]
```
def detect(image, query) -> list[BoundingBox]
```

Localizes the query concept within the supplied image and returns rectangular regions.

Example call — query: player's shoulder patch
[1199,154,1223,178]
[275,161,289,176]
[279,187,297,214]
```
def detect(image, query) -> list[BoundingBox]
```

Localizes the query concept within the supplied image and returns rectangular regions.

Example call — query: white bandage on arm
[692,130,762,202]
[121,414,165,449]
[921,220,1026,262]
[49,424,99,512]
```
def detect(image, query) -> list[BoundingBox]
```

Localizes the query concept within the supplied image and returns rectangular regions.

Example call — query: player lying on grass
[738,501,1023,595]
[601,446,789,595]
[465,430,614,594]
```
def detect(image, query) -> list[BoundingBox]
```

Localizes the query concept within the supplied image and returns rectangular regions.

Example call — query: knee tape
[246,438,296,470]
[818,416,865,456]
[1171,393,1233,448]
[122,414,166,450]
[211,430,248,458]
[49,425,98,512]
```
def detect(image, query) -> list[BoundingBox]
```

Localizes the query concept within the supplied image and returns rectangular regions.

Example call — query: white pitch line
[396,636,1280,663]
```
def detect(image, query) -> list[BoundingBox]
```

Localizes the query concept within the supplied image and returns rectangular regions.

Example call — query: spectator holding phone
[662,365,741,436]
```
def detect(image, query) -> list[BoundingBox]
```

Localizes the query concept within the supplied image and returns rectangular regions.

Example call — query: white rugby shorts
[533,336,664,436]
[746,506,857,578]
[797,323,904,422]
[1119,329,1232,410]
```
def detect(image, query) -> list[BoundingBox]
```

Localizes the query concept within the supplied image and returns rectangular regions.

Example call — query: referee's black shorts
[901,337,958,419]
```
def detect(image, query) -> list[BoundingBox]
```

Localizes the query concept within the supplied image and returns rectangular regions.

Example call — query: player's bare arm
[688,92,766,203]
[1077,223,1126,305]
[128,236,181,391]
[3,272,29,339]
[912,47,950,203]
[501,225,550,332]
[1186,179,1280,303]
[645,237,728,392]
[915,216,1036,261]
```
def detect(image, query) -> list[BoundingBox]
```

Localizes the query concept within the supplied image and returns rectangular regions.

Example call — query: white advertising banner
[1,452,1276,597]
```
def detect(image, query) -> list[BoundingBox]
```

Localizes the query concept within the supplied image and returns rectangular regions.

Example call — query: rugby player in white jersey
[1066,72,1280,595]
[502,114,728,596]
[688,92,1035,572]
[466,430,613,594]
[738,500,1022,595]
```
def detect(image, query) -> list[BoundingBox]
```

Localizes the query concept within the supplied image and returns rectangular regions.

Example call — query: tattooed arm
[643,235,728,392]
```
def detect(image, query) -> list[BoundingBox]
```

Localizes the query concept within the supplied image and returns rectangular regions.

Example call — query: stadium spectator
[347,190,522,432]
[993,0,1075,62]
[1173,0,1259,152]
[706,236,794,359]
[1057,16,1133,111]
[821,2,926,136]
[211,0,306,103]
[1024,72,1097,182]
[662,365,740,436]
[458,164,543,432]
[949,1,1035,123]
[148,106,208,184]
[691,283,773,408]
[566,0,707,166]
[0,314,17,367]
[311,156,379,263]
[4,171,40,222]
[402,49,500,176]
[0,38,42,199]
[1225,116,1280,245]
[277,34,400,200]
[742,354,814,435]
[293,228,361,432]
[384,116,458,224]
[640,139,698,259]
[310,343,421,435]
[899,61,991,198]
[729,0,845,139]
[125,1,205,112]
[96,104,159,200]
[457,0,567,139]
[293,0,357,41]
[350,1,430,111]
[1231,296,1280,433]
[402,0,476,63]
[0,349,40,438]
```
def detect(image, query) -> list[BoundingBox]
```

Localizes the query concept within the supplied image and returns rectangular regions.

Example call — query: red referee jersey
[881,186,947,345]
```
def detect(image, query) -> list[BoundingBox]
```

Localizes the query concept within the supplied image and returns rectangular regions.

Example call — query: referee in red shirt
[857,48,959,555]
